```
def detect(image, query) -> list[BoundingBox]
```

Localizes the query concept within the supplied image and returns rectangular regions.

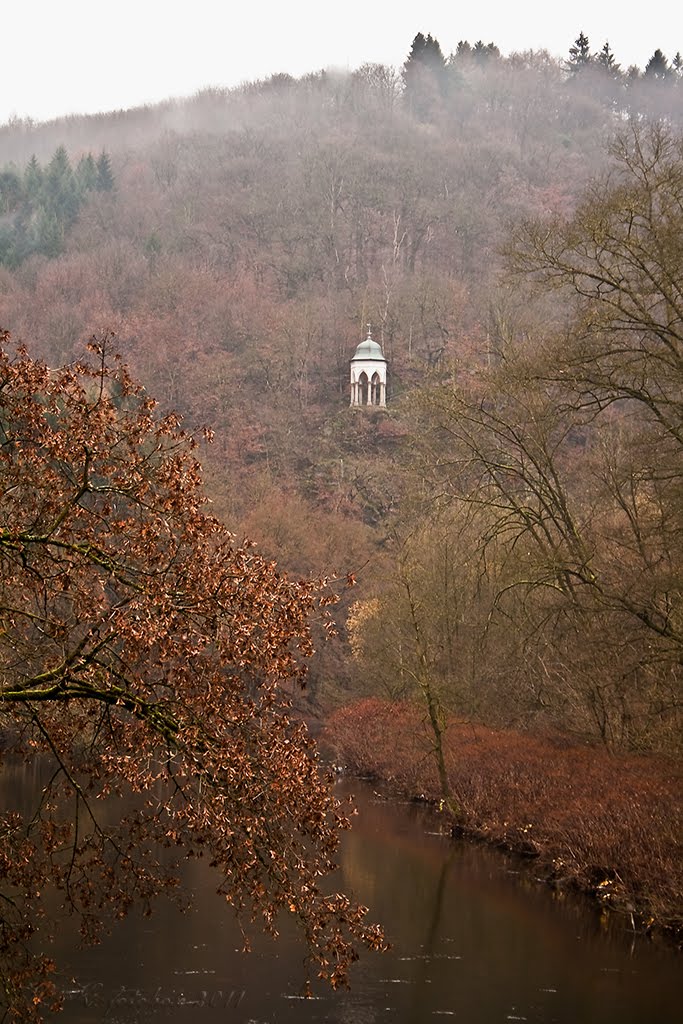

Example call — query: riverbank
[322,698,682,946]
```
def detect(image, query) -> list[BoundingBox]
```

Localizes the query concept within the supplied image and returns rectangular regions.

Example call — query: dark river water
[24,774,678,1024]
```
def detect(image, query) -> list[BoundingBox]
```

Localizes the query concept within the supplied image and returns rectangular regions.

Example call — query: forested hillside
[1,35,681,750]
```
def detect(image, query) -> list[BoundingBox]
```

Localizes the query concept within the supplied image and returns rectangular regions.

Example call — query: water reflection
[8,772,673,1024]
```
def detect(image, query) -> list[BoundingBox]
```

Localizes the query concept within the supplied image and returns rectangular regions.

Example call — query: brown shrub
[323,698,682,934]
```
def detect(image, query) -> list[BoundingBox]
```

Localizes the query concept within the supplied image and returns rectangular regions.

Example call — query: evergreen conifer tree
[0,169,22,216]
[567,31,591,73]
[45,146,71,189]
[645,49,670,78]
[472,40,500,65]
[96,150,115,191]
[0,146,102,267]
[402,31,447,119]
[23,155,43,200]
[423,33,446,75]
[34,207,64,259]
[44,145,79,225]
[596,41,620,76]
[76,153,98,192]
[405,30,427,66]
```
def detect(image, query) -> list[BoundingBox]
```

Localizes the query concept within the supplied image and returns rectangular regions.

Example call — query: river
[29,774,678,1024]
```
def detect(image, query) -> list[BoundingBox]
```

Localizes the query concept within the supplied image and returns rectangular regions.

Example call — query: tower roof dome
[351,327,386,362]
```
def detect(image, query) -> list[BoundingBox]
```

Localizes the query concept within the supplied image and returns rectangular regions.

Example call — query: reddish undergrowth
[322,698,682,941]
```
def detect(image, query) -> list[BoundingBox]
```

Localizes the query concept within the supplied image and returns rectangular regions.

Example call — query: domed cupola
[350,325,387,407]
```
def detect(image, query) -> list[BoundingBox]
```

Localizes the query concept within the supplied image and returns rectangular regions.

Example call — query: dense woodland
[1,31,682,759]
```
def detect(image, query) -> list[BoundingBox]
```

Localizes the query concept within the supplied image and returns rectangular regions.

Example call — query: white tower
[350,326,387,407]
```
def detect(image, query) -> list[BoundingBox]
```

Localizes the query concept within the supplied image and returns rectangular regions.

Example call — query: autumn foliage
[0,332,383,1021]
[1,56,682,1009]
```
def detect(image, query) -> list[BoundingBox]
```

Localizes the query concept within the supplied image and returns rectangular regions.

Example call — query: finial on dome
[366,322,372,338]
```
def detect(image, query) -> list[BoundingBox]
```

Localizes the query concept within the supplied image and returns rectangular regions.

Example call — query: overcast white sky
[2,1,681,125]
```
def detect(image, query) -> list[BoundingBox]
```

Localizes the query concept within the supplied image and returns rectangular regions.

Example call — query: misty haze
[0,26,681,1024]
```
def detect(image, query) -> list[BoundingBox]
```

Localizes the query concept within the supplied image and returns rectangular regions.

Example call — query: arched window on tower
[359,371,369,405]
[371,371,381,405]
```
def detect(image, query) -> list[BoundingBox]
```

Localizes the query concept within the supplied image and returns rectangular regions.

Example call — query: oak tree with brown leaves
[0,331,383,1021]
